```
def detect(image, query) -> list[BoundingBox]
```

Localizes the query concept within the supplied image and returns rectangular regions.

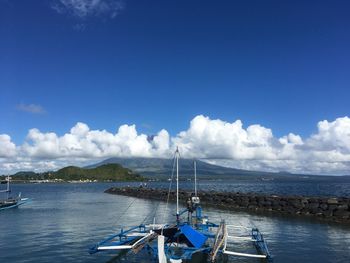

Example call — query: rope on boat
[139,153,178,227]
[141,152,178,227]
[114,152,177,230]
[113,196,138,229]
[140,199,161,225]
[159,154,177,229]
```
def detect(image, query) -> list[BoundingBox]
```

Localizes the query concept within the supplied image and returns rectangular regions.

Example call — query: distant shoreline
[6,179,144,184]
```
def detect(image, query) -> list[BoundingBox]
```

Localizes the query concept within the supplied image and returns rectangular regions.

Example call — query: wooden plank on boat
[132,232,158,254]
[210,220,226,262]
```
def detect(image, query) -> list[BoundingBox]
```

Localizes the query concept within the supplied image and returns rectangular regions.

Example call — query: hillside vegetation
[5,164,144,182]
[54,164,143,181]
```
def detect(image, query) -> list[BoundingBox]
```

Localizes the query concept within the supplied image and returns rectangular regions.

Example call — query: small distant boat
[0,175,29,211]
[90,148,272,262]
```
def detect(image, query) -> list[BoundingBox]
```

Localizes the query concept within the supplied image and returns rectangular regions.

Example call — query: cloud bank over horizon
[1,115,350,175]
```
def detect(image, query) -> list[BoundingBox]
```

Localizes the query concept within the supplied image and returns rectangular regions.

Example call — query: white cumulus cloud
[304,117,350,153]
[0,135,17,158]
[1,115,350,175]
[172,115,277,160]
[20,122,171,161]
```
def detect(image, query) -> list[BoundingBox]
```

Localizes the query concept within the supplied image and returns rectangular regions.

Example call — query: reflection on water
[0,183,349,263]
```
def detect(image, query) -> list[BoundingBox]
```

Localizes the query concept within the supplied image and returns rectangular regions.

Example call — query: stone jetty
[105,187,350,224]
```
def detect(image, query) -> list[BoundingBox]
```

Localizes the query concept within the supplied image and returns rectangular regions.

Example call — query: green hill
[12,171,38,180]
[4,163,144,182]
[53,164,144,181]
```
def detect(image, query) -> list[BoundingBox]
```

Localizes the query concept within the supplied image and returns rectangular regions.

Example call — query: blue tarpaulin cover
[180,225,208,248]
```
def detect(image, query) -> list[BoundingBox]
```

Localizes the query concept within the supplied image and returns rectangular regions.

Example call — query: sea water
[0,182,349,263]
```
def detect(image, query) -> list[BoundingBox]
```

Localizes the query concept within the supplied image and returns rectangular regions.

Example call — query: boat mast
[7,175,10,192]
[6,175,10,199]
[176,147,179,219]
[194,160,197,196]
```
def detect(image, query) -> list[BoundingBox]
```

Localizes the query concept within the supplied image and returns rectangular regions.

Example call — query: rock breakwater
[105,187,350,224]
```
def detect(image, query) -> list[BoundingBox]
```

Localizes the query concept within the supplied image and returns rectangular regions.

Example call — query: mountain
[86,157,350,181]
[86,157,292,180]
[7,158,349,183]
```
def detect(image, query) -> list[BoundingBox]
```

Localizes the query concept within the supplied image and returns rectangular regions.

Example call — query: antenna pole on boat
[194,160,197,196]
[7,175,10,192]
[176,147,179,222]
[7,175,10,199]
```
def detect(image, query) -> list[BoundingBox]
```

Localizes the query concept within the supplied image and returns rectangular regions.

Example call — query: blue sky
[0,0,350,174]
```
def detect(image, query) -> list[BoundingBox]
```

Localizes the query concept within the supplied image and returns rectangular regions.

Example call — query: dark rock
[248,204,257,210]
[319,203,328,210]
[337,204,349,211]
[322,210,333,217]
[333,210,350,219]
[305,202,319,210]
[104,187,350,224]
[327,198,338,204]
[328,204,338,211]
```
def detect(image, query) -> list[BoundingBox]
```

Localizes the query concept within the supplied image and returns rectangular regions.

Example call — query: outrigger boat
[89,149,272,262]
[0,175,29,211]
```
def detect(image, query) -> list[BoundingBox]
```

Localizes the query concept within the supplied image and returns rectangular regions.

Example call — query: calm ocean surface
[0,182,349,263]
